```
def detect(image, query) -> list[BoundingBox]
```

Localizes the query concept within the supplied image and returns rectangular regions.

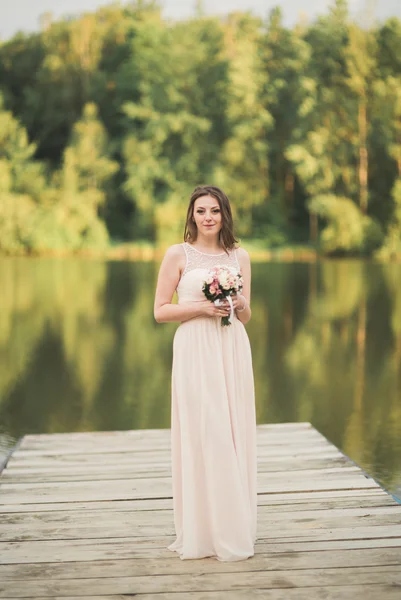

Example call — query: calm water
[0,257,400,500]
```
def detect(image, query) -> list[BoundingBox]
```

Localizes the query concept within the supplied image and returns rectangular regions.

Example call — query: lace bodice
[176,242,241,304]
[181,242,240,277]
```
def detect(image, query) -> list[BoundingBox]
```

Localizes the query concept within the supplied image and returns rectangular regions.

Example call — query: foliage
[0,97,117,253]
[1,1,401,256]
[1,258,400,497]
[309,194,383,255]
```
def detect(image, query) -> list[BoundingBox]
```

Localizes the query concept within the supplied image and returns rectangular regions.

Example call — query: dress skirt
[168,315,257,561]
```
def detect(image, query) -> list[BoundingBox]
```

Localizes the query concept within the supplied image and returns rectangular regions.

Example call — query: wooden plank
[2,519,401,543]
[5,450,344,470]
[17,422,311,443]
[0,587,398,600]
[0,565,400,597]
[14,423,309,445]
[0,466,376,488]
[3,517,401,544]
[1,454,349,475]
[7,450,344,470]
[18,434,327,451]
[1,456,351,474]
[0,490,393,514]
[1,507,400,542]
[0,461,359,483]
[0,423,399,600]
[7,444,340,465]
[17,429,323,447]
[14,429,327,451]
[1,524,401,547]
[0,479,379,505]
[10,440,333,458]
[0,466,368,489]
[2,536,401,564]
[1,547,401,580]
[1,503,398,527]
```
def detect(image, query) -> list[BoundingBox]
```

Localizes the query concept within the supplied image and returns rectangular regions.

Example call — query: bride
[154,185,257,561]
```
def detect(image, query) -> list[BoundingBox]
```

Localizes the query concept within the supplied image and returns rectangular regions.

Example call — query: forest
[1,0,401,257]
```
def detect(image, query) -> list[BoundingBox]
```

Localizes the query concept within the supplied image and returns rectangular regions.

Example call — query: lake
[0,257,400,501]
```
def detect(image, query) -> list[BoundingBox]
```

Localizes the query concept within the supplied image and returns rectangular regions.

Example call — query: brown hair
[183,185,238,252]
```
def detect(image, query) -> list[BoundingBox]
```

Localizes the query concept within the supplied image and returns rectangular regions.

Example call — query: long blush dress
[168,241,257,561]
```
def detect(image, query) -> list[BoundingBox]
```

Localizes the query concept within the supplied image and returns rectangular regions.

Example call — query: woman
[154,185,257,561]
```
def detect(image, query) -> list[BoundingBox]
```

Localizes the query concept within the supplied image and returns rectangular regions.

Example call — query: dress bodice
[176,242,241,304]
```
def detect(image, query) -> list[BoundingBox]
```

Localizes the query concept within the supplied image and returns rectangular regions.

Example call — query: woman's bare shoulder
[163,244,186,273]
[235,245,250,261]
[164,243,185,258]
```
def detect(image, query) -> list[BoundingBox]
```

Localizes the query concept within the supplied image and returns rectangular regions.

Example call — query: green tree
[120,13,228,242]
[0,2,401,257]
[213,12,271,237]
[286,1,382,254]
[0,95,46,253]
[47,102,119,250]
[344,22,376,215]
[258,8,312,242]
[374,76,401,257]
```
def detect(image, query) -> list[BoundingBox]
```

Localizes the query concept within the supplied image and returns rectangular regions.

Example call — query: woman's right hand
[198,299,231,318]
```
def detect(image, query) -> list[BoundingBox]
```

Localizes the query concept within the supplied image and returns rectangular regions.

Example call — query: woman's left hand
[222,294,245,312]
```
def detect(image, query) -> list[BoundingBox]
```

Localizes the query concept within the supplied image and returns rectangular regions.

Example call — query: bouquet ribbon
[226,294,234,324]
[214,294,234,324]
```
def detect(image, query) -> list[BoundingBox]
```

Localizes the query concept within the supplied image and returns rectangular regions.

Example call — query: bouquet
[202,266,243,326]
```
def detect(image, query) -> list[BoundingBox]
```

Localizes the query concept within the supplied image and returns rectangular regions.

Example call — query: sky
[0,0,400,41]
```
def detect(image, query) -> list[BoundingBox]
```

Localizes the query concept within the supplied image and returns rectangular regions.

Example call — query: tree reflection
[0,257,400,498]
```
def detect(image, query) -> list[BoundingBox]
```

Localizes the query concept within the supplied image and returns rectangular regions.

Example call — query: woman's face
[193,195,222,237]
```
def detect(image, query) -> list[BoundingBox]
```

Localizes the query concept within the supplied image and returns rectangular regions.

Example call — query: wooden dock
[0,422,400,599]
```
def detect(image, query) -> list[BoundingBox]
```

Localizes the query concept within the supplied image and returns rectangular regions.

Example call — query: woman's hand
[197,294,247,319]
[230,293,246,312]
[208,294,246,315]
[219,293,246,312]
[199,299,232,318]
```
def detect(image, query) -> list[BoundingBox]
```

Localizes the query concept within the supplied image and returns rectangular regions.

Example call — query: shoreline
[1,244,401,263]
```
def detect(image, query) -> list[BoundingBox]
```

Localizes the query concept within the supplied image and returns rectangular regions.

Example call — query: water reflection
[0,257,400,499]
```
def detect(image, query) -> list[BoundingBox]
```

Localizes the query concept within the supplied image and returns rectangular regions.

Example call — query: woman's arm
[235,247,252,325]
[153,245,231,324]
[154,245,199,323]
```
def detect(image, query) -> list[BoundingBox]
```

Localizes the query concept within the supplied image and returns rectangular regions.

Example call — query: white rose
[219,272,228,286]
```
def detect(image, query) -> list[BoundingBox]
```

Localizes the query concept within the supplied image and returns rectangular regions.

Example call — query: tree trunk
[358,100,368,214]
[285,171,294,213]
[309,261,317,299]
[309,212,318,243]
[283,297,293,341]
[354,298,367,412]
